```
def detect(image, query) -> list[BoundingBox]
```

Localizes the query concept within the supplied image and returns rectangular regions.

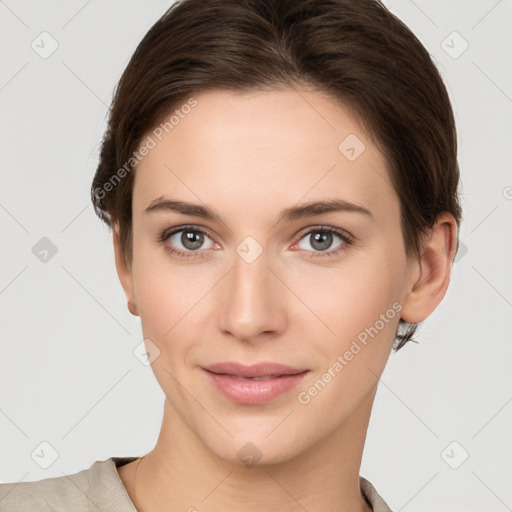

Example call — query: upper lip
[203,362,309,378]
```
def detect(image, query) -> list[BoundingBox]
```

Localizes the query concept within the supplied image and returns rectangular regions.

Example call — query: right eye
[159,225,218,259]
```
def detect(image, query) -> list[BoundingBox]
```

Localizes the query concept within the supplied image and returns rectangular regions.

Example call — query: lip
[202,362,309,405]
[203,361,308,378]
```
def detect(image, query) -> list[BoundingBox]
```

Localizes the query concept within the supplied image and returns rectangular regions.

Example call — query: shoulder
[0,464,92,512]
[360,476,394,512]
[0,457,139,512]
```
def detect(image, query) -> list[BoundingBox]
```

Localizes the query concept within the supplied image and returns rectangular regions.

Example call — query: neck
[129,386,377,512]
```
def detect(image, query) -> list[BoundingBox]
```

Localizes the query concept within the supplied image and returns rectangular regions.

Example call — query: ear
[400,212,458,323]
[113,224,138,316]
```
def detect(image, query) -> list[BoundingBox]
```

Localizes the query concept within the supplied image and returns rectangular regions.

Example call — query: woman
[0,0,461,510]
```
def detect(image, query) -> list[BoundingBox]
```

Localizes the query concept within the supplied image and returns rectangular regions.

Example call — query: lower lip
[204,370,309,405]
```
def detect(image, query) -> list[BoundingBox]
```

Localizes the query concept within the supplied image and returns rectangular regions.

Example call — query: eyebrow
[144,197,373,223]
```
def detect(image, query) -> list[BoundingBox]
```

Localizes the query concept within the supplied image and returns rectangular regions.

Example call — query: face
[119,87,418,465]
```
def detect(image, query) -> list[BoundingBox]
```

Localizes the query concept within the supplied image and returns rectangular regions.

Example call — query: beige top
[0,456,393,511]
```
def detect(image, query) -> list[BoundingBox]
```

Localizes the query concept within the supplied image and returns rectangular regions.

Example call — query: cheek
[130,238,219,360]
[294,263,402,420]
[134,267,210,342]
[294,251,404,338]
[295,249,406,398]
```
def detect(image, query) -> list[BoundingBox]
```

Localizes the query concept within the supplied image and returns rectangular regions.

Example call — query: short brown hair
[91,0,462,350]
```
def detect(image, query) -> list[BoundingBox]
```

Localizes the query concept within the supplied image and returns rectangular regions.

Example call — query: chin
[197,420,312,468]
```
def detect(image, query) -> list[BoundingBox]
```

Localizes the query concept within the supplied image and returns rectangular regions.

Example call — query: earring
[127,300,138,315]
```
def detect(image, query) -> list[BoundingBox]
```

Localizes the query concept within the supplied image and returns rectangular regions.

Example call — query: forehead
[133,88,399,224]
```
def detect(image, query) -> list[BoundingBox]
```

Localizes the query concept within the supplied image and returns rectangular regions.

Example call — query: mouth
[203,361,309,378]
[215,374,293,381]
[202,362,309,405]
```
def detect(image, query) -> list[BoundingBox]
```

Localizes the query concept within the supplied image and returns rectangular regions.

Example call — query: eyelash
[157,225,355,260]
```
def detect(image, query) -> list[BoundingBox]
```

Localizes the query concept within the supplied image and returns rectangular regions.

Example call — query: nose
[217,246,288,343]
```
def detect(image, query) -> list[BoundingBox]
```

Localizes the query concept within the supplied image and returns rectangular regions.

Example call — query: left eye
[295,228,349,254]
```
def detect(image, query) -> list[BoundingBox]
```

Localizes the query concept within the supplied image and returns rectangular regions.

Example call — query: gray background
[1,0,511,510]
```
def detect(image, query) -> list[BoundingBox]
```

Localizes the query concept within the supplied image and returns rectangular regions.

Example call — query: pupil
[182,231,203,250]
[312,232,332,251]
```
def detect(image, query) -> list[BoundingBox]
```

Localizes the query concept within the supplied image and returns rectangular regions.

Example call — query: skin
[114,87,458,512]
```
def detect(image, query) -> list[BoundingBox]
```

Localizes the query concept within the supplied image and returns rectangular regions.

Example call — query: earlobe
[400,212,458,323]
[127,299,139,316]
[113,225,138,316]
